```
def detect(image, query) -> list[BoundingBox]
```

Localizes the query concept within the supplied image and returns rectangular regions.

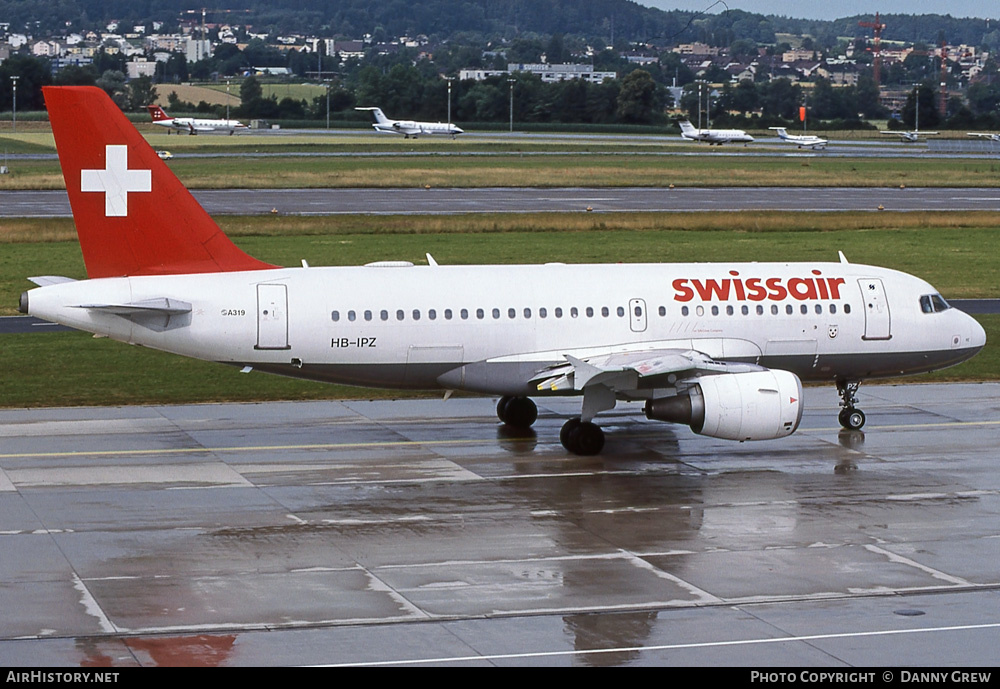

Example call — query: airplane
[769,127,828,150]
[355,107,463,139]
[882,129,939,143]
[146,104,248,135]
[678,120,754,145]
[968,133,1000,142]
[21,86,986,456]
[881,105,937,143]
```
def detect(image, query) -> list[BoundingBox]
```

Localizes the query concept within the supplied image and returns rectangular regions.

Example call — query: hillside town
[1,9,999,129]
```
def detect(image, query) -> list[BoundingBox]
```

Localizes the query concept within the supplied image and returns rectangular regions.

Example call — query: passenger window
[508,308,516,319]
[658,306,666,316]
[800,305,807,315]
[331,310,340,322]
[348,310,356,321]
[726,305,734,316]
[381,310,389,321]
[397,309,405,321]
[711,305,719,316]
[412,309,420,321]
[602,306,609,317]
[681,306,689,316]
[492,308,500,319]
[571,307,579,318]
[617,306,625,317]
[476,308,484,319]
[428,309,436,320]
[771,305,778,315]
[445,309,452,320]
[539,307,547,318]
[461,308,469,320]
[555,307,563,318]
[830,304,837,314]
[524,308,531,318]
[756,305,763,315]
[844,304,852,314]
[786,305,793,315]
[741,305,748,315]
[586,307,594,317]
[364,310,373,321]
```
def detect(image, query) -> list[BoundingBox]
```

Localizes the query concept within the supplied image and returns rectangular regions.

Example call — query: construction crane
[859,13,886,87]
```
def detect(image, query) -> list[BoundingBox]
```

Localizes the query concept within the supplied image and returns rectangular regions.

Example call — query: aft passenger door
[256,284,290,350]
[859,278,891,340]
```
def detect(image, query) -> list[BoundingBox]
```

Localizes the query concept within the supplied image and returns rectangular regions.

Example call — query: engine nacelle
[644,370,803,441]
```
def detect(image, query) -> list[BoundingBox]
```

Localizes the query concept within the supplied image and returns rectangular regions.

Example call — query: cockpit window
[920,294,951,314]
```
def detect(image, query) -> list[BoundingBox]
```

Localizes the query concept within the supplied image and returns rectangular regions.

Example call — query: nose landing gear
[836,380,866,430]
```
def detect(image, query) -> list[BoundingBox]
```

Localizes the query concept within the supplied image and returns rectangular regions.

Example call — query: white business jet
[22,87,985,455]
[356,106,463,138]
[678,120,754,145]
[147,104,247,135]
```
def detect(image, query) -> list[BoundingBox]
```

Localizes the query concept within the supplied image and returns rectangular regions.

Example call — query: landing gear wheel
[560,417,605,455]
[497,396,537,428]
[836,380,865,431]
[839,407,866,430]
[497,396,512,423]
[560,417,581,447]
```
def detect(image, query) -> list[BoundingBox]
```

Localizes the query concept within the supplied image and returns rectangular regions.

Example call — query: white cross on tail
[80,145,152,217]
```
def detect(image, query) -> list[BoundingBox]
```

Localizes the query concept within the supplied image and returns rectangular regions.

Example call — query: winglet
[45,86,278,278]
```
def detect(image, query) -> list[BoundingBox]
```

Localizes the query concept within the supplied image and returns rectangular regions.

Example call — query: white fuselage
[153,118,246,134]
[373,120,463,138]
[681,129,753,145]
[25,262,985,396]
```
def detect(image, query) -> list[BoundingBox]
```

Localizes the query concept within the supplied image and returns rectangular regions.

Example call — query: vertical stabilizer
[45,86,276,278]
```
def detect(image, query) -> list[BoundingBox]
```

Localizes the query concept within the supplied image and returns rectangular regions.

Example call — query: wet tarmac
[1,384,999,666]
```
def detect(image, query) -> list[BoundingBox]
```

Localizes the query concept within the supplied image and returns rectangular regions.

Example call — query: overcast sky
[637,1,1000,21]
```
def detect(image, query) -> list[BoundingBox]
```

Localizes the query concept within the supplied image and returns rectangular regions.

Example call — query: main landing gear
[495,396,606,456]
[836,380,866,430]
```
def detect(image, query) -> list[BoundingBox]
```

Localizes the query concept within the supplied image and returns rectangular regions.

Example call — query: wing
[528,347,763,394]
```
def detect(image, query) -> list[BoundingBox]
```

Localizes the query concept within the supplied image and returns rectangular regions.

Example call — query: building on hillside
[460,63,616,83]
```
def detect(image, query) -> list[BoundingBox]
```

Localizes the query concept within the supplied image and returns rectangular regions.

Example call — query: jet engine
[644,370,803,441]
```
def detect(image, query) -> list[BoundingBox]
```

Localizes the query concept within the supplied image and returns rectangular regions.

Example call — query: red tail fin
[45,86,276,278]
[146,104,171,122]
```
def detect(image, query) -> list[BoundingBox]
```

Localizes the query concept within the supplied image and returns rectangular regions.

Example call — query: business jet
[968,132,1000,142]
[147,104,248,135]
[769,127,828,150]
[22,87,986,456]
[678,120,754,145]
[356,107,463,139]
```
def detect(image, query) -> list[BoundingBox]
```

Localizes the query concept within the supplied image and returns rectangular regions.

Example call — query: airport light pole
[226,79,230,121]
[508,78,515,132]
[10,76,18,134]
[325,81,331,130]
[445,76,454,126]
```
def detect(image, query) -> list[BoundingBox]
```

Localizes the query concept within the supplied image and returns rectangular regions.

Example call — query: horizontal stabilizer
[28,276,78,287]
[77,297,192,316]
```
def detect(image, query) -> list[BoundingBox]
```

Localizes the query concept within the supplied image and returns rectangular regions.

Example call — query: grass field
[5,144,1000,189]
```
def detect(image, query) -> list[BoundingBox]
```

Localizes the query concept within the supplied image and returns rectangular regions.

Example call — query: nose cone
[968,313,987,351]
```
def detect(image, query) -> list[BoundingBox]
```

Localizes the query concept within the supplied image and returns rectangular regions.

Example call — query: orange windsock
[799,106,806,121]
